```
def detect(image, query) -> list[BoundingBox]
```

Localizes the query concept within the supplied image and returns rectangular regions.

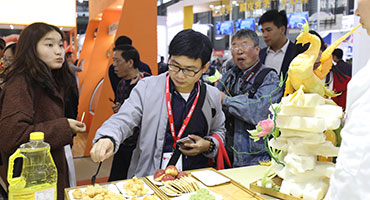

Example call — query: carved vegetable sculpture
[314,24,361,80]
[284,29,338,97]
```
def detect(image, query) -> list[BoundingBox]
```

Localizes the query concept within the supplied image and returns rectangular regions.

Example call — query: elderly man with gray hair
[217,29,283,167]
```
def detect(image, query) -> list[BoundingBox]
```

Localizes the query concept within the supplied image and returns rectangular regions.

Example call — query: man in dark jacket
[329,48,352,109]
[108,36,152,94]
[332,48,352,77]
[258,10,296,80]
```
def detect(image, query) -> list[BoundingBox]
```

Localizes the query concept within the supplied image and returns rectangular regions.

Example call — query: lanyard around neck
[165,75,200,148]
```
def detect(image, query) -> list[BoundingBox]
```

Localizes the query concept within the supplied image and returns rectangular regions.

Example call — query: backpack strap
[183,82,207,135]
[247,68,276,98]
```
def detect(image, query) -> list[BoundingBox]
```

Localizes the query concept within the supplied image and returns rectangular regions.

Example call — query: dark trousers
[0,185,7,200]
[108,143,136,181]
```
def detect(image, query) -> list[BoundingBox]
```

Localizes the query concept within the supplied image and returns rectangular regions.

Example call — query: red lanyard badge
[165,75,200,148]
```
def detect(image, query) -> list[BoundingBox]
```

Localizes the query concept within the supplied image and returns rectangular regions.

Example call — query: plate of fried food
[69,184,124,200]
[115,176,154,198]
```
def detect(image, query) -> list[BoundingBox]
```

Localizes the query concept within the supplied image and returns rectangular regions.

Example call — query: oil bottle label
[9,186,56,200]
[35,187,55,200]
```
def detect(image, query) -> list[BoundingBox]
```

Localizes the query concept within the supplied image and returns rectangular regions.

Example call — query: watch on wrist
[204,137,216,154]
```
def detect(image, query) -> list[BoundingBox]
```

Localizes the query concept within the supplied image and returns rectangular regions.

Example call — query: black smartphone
[176,136,195,147]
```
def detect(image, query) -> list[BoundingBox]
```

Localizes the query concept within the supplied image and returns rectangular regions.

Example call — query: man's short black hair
[168,29,212,67]
[0,38,5,50]
[258,10,288,34]
[115,36,132,47]
[65,51,73,58]
[113,44,140,69]
[332,48,343,60]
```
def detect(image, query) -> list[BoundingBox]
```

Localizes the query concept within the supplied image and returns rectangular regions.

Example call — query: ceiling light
[117,5,122,9]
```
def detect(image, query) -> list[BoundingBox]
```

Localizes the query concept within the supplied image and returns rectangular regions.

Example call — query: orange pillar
[76,20,100,90]
[82,1,157,155]
[77,9,120,132]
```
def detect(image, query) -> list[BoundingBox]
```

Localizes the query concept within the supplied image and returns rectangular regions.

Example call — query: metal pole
[317,0,320,31]
[229,0,233,47]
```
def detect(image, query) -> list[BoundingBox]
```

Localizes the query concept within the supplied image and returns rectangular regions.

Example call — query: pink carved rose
[254,119,274,137]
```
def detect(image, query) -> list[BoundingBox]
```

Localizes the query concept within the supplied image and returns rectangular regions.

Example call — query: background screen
[235,18,256,31]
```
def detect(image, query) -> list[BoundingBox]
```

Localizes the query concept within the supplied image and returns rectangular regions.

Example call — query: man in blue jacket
[218,29,282,167]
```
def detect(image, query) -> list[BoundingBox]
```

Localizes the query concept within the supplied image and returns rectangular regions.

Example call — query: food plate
[115,179,155,198]
[191,170,230,186]
[147,175,164,186]
[68,184,121,200]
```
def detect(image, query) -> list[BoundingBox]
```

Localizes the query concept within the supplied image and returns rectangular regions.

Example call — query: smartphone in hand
[176,136,195,148]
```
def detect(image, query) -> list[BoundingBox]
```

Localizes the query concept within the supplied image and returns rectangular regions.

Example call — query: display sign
[287,11,309,29]
[213,50,224,57]
[235,18,256,31]
[0,0,76,28]
[216,21,234,35]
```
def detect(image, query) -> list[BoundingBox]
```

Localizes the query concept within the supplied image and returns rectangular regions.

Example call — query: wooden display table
[65,167,266,200]
[220,165,278,200]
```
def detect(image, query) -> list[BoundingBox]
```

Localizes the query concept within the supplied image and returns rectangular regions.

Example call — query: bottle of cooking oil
[7,132,57,200]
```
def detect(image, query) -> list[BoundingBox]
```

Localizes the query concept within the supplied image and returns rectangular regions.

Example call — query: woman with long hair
[0,22,86,199]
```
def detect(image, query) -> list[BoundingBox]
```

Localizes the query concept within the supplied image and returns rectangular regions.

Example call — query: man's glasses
[230,44,254,52]
[168,63,203,77]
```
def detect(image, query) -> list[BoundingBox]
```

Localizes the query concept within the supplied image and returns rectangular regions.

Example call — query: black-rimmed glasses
[168,63,203,77]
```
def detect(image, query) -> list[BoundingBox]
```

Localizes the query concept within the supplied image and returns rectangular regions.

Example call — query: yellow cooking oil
[7,132,57,200]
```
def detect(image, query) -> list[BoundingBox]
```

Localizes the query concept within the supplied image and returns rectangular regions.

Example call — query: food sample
[161,174,176,182]
[72,188,83,199]
[189,188,216,200]
[123,176,149,196]
[143,195,157,200]
[153,169,166,181]
[165,165,178,176]
[176,171,189,179]
[72,184,124,200]
[160,176,200,195]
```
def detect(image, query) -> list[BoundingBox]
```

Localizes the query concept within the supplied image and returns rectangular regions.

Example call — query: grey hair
[231,29,259,46]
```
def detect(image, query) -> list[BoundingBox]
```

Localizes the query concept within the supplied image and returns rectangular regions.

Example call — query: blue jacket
[217,62,283,167]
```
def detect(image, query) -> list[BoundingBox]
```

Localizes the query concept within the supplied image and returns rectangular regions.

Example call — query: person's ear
[202,62,210,73]
[280,26,286,35]
[128,59,134,68]
[255,46,261,55]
